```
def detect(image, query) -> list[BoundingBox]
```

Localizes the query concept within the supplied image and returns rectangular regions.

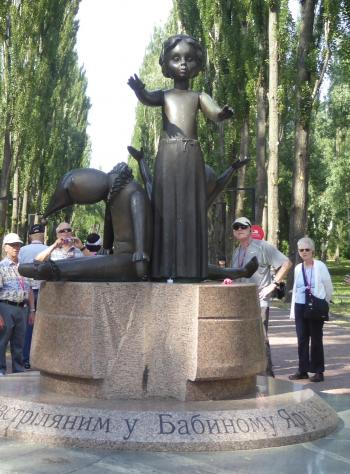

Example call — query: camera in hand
[272,281,286,299]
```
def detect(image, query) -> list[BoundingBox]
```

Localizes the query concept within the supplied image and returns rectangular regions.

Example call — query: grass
[327,259,350,327]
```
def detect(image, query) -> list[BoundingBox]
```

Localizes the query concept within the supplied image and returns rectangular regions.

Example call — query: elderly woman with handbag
[289,237,333,382]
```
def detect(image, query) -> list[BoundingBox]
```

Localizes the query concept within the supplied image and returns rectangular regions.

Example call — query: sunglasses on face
[233,224,250,230]
[298,248,311,252]
[58,228,72,233]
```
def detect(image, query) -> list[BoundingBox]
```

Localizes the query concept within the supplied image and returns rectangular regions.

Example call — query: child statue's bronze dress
[129,35,233,280]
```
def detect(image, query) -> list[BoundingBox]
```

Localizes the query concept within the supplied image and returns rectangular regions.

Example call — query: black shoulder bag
[302,264,329,321]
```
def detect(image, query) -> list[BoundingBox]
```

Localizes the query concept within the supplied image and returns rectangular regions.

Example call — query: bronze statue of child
[128,34,233,281]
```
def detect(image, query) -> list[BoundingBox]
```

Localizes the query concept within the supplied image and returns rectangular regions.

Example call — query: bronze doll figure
[19,163,152,282]
[128,34,233,281]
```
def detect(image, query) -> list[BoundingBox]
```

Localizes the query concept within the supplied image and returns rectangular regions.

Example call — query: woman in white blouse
[289,237,333,383]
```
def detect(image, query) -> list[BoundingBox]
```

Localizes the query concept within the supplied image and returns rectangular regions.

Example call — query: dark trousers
[295,303,325,374]
[22,321,33,364]
[261,306,273,373]
[0,302,27,374]
[23,289,38,363]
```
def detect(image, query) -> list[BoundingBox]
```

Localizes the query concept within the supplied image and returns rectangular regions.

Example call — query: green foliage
[307,16,350,259]
[0,0,91,239]
[129,0,350,261]
[71,202,105,243]
[328,259,350,325]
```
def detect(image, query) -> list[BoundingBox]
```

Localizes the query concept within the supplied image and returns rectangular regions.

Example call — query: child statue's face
[165,40,200,80]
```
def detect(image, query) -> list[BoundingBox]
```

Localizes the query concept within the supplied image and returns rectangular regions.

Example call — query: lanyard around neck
[302,262,313,292]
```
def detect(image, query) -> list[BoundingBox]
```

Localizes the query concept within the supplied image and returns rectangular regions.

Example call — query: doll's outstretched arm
[128,74,163,106]
[199,92,233,122]
[127,146,153,201]
[207,157,250,208]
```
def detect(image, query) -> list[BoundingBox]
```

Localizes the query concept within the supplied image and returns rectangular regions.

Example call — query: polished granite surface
[1,372,339,452]
[0,373,349,473]
[0,408,349,474]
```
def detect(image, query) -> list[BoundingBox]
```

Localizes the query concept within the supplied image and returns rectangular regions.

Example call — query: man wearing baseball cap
[232,217,292,377]
[0,233,34,376]
[18,224,48,369]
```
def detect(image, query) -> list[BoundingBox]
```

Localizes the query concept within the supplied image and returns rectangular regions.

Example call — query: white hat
[232,216,251,227]
[2,233,23,246]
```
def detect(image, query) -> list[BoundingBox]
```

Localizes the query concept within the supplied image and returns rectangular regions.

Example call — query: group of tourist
[0,214,346,383]
[0,223,101,376]
[231,216,335,383]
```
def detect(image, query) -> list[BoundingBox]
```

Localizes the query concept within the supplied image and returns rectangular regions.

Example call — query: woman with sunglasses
[289,237,333,382]
[34,222,92,262]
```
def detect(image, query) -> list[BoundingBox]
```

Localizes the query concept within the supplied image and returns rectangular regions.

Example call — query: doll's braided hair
[107,162,133,201]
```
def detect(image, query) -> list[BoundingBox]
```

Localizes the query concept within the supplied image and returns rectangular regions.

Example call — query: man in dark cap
[18,224,48,369]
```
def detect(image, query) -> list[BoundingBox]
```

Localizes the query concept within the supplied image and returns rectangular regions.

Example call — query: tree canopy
[0,0,93,243]
[129,0,350,263]
[2,1,350,259]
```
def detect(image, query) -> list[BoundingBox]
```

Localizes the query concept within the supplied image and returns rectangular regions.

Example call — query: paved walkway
[0,307,350,473]
[269,306,350,394]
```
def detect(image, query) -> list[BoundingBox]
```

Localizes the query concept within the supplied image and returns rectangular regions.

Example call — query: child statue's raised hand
[127,74,145,92]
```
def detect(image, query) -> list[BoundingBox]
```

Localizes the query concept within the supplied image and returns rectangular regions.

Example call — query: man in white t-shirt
[232,217,292,377]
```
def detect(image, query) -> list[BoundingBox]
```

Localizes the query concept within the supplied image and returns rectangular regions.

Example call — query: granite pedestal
[0,282,340,451]
[31,282,266,401]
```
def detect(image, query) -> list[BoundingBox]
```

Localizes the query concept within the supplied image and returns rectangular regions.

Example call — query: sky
[76,0,300,172]
[76,0,173,171]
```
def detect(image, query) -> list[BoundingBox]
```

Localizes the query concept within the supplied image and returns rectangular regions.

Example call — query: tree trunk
[36,152,45,213]
[0,128,12,241]
[208,200,226,264]
[0,14,13,244]
[267,4,279,246]
[19,187,29,239]
[288,0,316,268]
[235,119,249,217]
[11,167,19,233]
[262,205,268,237]
[226,196,234,263]
[208,123,227,263]
[216,122,226,260]
[255,80,267,226]
[334,244,340,264]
